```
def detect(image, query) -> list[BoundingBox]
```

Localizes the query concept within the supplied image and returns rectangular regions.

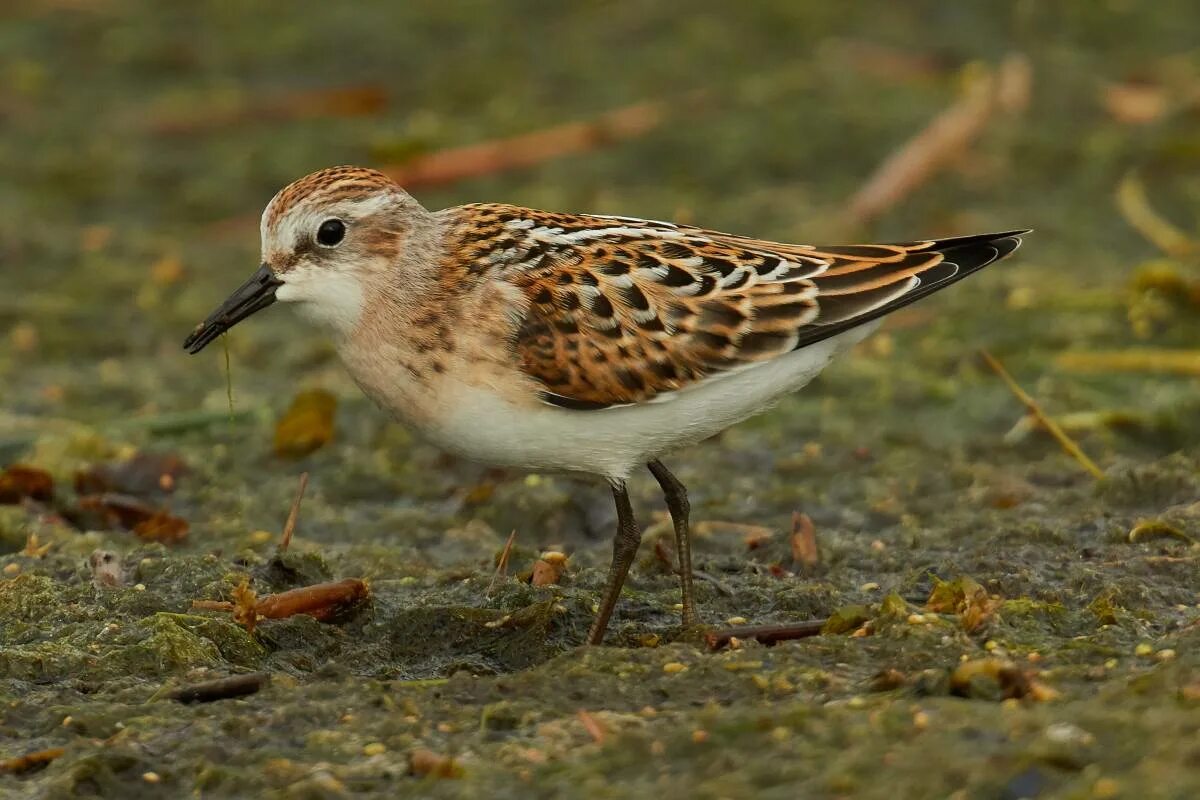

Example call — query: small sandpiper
[184,166,1027,644]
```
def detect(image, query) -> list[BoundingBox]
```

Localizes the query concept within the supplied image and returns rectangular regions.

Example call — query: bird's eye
[316,218,346,247]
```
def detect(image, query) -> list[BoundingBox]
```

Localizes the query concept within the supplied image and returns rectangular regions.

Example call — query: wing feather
[449,204,1027,409]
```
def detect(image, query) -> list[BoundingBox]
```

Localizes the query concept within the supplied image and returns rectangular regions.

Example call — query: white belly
[421,326,875,480]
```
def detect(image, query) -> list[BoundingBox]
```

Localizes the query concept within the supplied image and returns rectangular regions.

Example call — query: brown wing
[453,204,1026,409]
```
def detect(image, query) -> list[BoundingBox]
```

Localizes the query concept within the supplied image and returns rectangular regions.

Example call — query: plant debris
[789,511,820,574]
[0,747,65,775]
[925,576,1001,632]
[74,451,188,496]
[0,463,54,503]
[706,620,827,650]
[1056,349,1200,378]
[577,709,607,744]
[408,748,463,779]
[194,578,370,633]
[844,55,1030,226]
[384,96,700,190]
[148,84,387,135]
[980,350,1104,480]
[274,389,337,458]
[278,472,309,553]
[486,530,518,596]
[1128,519,1195,546]
[529,550,568,587]
[1115,172,1196,257]
[950,658,1058,702]
[73,492,189,542]
[167,672,269,704]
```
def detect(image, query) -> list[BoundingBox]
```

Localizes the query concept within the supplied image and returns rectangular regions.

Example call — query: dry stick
[980,350,1104,481]
[279,471,310,553]
[150,85,387,136]
[486,530,518,596]
[705,620,828,651]
[844,54,1031,227]
[1115,171,1196,257]
[0,747,66,775]
[1057,349,1200,378]
[191,578,369,631]
[168,673,269,704]
[382,95,701,190]
[577,710,607,745]
[790,511,820,574]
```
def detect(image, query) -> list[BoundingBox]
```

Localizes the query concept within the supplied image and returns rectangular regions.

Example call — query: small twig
[167,673,269,704]
[486,530,517,596]
[847,78,993,225]
[0,747,66,775]
[279,472,309,553]
[1057,349,1200,378]
[1115,171,1196,257]
[190,599,234,612]
[705,620,827,650]
[251,579,369,627]
[192,578,369,633]
[577,710,607,745]
[383,95,705,189]
[790,511,820,574]
[980,350,1104,480]
[844,55,1030,227]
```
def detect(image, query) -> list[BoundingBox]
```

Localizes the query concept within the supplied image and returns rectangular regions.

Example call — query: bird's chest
[338,338,447,428]
[337,298,534,443]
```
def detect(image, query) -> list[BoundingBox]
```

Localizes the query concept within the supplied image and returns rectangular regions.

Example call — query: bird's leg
[587,480,641,645]
[647,459,698,630]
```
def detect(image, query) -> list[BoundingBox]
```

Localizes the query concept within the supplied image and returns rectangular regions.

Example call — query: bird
[183,165,1028,645]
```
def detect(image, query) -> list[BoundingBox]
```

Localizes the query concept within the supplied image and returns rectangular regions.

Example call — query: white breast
[420,325,876,480]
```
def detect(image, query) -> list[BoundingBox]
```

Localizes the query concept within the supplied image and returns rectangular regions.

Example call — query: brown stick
[383,96,699,189]
[980,350,1104,480]
[790,511,820,574]
[149,85,387,136]
[577,710,607,744]
[193,578,369,632]
[844,55,1030,227]
[1056,349,1200,378]
[486,530,517,596]
[279,471,309,553]
[0,747,66,775]
[705,620,827,650]
[253,578,369,622]
[168,673,269,704]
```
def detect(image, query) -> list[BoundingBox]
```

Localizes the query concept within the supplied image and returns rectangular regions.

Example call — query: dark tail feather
[792,229,1030,350]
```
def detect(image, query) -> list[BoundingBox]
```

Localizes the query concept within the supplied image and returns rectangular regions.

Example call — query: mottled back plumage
[445,204,1026,409]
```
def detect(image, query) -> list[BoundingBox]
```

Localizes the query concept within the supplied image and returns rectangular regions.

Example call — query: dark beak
[183,264,283,354]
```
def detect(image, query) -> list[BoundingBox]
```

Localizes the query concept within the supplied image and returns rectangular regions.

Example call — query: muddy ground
[2,2,1199,798]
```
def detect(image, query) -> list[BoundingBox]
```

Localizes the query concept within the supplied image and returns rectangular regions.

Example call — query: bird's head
[184,166,428,353]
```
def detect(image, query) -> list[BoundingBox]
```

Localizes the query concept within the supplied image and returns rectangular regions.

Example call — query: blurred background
[2,1,1199,797]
